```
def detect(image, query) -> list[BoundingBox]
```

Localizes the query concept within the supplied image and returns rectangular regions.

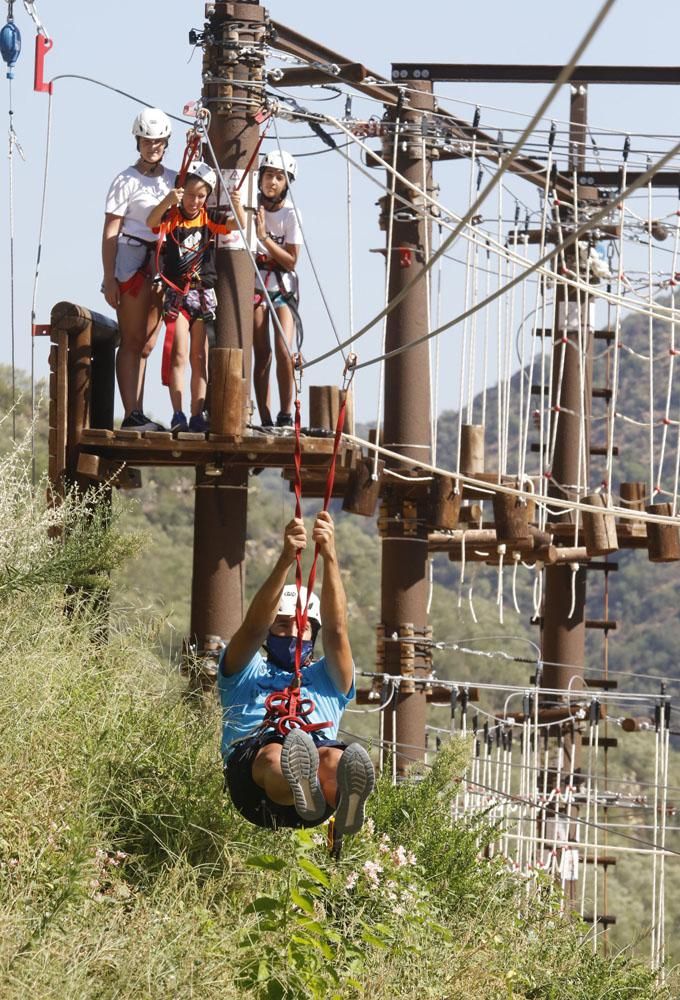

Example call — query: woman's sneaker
[171,410,189,434]
[280,730,327,822]
[188,411,210,434]
[276,411,294,428]
[120,410,166,432]
[334,744,375,836]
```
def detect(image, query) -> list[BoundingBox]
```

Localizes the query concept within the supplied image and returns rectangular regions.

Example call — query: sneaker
[120,410,166,432]
[170,410,189,434]
[276,411,293,428]
[280,730,327,822]
[188,411,210,434]
[334,743,375,836]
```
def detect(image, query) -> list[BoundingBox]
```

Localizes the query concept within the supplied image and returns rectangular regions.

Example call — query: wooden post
[582,493,618,556]
[309,385,340,431]
[645,502,680,562]
[493,492,530,543]
[343,457,384,516]
[427,474,462,530]
[460,424,485,475]
[210,347,244,437]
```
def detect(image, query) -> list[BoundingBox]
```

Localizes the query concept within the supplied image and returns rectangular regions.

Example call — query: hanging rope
[262,357,357,736]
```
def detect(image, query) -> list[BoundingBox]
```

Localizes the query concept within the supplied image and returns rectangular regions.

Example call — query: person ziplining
[219,513,375,835]
[219,365,374,837]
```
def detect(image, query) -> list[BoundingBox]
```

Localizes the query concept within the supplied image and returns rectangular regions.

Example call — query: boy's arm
[147,188,183,230]
[102,214,123,309]
[224,189,246,232]
[314,512,353,696]
[222,518,307,676]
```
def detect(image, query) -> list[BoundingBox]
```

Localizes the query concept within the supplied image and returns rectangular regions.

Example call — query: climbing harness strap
[261,356,358,737]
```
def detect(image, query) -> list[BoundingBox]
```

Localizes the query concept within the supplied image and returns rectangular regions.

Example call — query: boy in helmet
[219,510,375,833]
[253,149,304,429]
[147,163,245,433]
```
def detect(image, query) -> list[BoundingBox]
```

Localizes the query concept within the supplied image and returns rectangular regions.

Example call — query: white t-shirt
[261,200,303,249]
[105,164,176,243]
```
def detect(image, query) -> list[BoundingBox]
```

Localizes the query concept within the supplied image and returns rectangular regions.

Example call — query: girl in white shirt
[253,150,303,428]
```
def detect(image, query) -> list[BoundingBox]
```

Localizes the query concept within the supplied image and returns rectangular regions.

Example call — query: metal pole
[190,1,267,660]
[380,80,434,771]
[541,83,590,906]
[542,84,590,698]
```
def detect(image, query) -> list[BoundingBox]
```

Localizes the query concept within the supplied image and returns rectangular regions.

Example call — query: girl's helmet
[260,149,297,183]
[132,108,172,140]
[185,161,217,193]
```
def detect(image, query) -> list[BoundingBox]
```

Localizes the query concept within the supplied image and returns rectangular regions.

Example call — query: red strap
[292,393,347,681]
[161,318,176,387]
[261,389,348,737]
[235,117,271,192]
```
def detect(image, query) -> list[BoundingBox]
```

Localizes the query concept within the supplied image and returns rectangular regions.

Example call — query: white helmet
[260,149,297,182]
[276,585,321,627]
[186,161,217,193]
[132,107,172,140]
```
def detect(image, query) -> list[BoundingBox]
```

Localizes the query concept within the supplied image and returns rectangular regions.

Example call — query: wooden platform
[79,426,360,472]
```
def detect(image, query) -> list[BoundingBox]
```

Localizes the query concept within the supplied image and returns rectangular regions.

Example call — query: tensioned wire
[327,134,680,376]
[282,0,620,371]
[272,96,680,338]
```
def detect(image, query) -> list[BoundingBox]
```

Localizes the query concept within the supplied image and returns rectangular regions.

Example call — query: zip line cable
[283,0,618,371]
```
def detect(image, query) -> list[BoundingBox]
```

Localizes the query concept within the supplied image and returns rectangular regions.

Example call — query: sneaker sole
[280,730,327,822]
[334,744,375,836]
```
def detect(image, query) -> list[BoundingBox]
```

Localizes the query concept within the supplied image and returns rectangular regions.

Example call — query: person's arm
[102,213,123,309]
[147,187,183,230]
[224,189,246,233]
[314,511,353,695]
[222,517,307,676]
[255,207,299,271]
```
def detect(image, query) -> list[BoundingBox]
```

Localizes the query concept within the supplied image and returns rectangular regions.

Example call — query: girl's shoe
[170,410,189,434]
[188,411,210,434]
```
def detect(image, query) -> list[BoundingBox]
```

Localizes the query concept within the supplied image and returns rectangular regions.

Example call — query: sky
[2,0,680,428]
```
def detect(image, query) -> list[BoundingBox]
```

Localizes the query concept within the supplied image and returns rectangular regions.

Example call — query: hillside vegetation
[0,441,673,998]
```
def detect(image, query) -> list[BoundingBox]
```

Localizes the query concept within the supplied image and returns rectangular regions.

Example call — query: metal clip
[342,352,358,390]
[292,353,304,396]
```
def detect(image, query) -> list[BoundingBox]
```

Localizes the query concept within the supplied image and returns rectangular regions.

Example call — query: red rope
[262,388,348,737]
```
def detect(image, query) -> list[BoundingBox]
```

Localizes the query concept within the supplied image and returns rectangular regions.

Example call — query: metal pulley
[1,3,21,79]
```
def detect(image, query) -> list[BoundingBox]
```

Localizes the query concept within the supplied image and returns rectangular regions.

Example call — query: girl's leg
[115,278,163,416]
[253,304,273,424]
[168,312,190,414]
[273,304,295,417]
[188,319,208,416]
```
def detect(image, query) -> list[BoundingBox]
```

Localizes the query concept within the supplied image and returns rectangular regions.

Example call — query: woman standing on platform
[102,108,175,431]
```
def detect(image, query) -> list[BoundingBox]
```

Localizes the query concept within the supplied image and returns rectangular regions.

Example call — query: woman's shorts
[114,236,154,284]
[224,730,346,830]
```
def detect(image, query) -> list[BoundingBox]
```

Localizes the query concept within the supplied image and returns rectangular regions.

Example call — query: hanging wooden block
[427,474,462,530]
[645,502,680,562]
[342,457,384,516]
[582,493,618,556]
[620,481,646,523]
[210,348,243,437]
[493,491,530,543]
[460,424,485,475]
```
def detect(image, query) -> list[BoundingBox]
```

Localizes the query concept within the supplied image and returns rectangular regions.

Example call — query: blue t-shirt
[218,648,355,760]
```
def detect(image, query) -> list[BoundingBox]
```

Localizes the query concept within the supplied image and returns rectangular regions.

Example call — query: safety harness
[260,356,357,737]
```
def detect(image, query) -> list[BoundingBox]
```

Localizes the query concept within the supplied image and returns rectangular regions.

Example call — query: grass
[0,444,676,998]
